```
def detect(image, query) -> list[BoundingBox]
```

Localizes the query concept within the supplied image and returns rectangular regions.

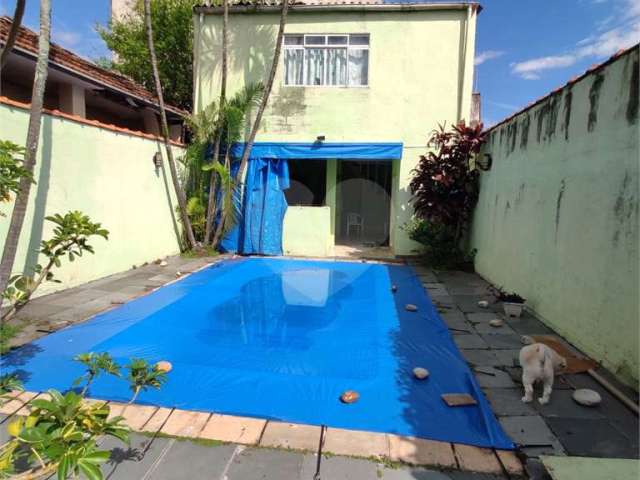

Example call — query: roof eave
[194,3,481,15]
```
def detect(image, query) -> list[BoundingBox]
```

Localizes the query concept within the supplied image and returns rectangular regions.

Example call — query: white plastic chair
[346,213,364,239]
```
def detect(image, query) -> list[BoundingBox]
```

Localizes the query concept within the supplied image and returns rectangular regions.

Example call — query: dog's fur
[519,343,567,404]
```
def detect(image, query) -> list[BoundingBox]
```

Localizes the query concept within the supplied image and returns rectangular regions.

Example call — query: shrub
[404,218,476,270]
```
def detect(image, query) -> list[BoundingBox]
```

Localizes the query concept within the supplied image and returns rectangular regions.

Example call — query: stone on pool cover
[413,367,430,379]
[405,303,418,312]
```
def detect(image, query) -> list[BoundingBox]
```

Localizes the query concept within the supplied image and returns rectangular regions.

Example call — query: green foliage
[0,389,128,480]
[125,358,167,403]
[0,352,171,478]
[73,352,121,395]
[0,374,23,408]
[404,218,476,270]
[2,212,109,321]
[186,195,207,241]
[0,323,22,355]
[97,0,197,110]
[0,140,34,216]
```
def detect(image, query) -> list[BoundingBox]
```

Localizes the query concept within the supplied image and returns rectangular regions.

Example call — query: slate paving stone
[491,349,520,367]
[465,312,499,324]
[448,473,506,480]
[545,417,639,459]
[499,416,565,456]
[460,349,500,367]
[381,467,454,479]
[480,334,523,350]
[473,367,517,388]
[454,334,488,349]
[472,322,517,335]
[147,439,237,479]
[226,447,305,480]
[505,316,553,335]
[99,433,173,480]
[482,388,537,416]
[300,454,380,480]
[452,295,496,314]
[523,458,553,480]
[531,389,606,419]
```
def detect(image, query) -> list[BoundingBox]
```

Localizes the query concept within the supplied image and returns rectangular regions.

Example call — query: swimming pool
[2,257,513,449]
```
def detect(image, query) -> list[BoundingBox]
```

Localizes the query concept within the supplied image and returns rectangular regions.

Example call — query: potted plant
[490,286,526,318]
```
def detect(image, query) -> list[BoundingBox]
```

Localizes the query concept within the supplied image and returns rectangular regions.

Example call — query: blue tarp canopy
[229,142,403,160]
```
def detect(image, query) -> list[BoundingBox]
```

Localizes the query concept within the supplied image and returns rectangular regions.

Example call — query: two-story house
[193,1,479,257]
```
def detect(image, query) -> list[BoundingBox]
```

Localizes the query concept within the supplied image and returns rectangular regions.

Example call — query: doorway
[336,160,392,246]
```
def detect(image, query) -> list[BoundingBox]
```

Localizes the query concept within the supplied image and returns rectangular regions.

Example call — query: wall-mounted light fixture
[476,153,493,171]
[316,135,326,142]
[153,152,163,169]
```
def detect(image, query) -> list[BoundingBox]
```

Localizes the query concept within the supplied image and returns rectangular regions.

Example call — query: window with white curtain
[283,34,369,87]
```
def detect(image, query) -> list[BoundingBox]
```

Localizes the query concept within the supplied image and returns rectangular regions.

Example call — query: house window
[284,34,369,87]
[285,160,327,206]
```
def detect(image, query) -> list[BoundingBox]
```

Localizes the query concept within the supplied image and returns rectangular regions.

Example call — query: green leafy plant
[2,211,109,322]
[404,218,476,270]
[0,140,33,217]
[0,353,171,479]
[0,389,128,479]
[0,323,22,355]
[73,352,121,396]
[0,373,23,408]
[97,0,196,111]
[125,358,168,404]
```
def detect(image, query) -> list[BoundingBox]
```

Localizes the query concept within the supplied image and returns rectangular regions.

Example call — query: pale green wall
[194,7,477,255]
[0,103,184,296]
[283,206,332,257]
[470,47,640,386]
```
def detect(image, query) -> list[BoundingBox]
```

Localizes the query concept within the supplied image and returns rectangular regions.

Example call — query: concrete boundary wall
[471,46,639,386]
[0,101,184,296]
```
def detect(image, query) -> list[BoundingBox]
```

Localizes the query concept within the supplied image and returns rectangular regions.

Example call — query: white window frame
[283,33,370,88]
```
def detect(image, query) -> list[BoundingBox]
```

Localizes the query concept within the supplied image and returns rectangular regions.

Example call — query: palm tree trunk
[235,0,289,184]
[204,0,229,245]
[143,0,197,250]
[213,0,289,244]
[0,0,50,299]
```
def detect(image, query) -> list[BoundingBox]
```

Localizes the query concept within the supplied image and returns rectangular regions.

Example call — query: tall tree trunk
[0,0,26,95]
[234,0,289,184]
[0,0,51,299]
[143,0,197,250]
[204,0,229,244]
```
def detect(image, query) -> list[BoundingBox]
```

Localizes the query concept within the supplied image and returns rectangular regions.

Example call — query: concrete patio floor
[1,254,638,479]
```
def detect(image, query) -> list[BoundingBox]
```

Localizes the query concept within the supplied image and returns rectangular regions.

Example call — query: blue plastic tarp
[1,258,513,450]
[229,142,403,160]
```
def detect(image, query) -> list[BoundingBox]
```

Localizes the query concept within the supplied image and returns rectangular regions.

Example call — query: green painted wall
[283,206,332,257]
[194,7,477,255]
[470,47,640,387]
[0,103,184,296]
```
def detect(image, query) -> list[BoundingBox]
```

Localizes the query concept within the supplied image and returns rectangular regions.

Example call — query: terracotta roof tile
[0,16,187,117]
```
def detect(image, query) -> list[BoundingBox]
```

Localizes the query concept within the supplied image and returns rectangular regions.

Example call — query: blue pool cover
[2,258,513,449]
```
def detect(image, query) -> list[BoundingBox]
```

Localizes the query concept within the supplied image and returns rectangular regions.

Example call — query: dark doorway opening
[285,159,327,206]
[336,160,392,246]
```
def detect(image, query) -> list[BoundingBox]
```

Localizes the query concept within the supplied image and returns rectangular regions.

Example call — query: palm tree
[0,0,26,95]
[0,0,51,298]
[143,0,197,250]
[234,0,290,185]
[204,0,230,244]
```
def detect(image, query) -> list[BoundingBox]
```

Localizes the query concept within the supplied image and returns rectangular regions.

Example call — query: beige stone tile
[260,421,321,451]
[141,407,173,433]
[107,402,127,420]
[496,449,524,476]
[199,414,266,445]
[0,391,37,415]
[454,444,502,473]
[388,435,456,468]
[120,404,158,431]
[160,409,210,437]
[323,428,390,459]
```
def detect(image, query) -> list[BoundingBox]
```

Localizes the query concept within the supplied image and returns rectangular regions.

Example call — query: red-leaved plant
[409,121,486,241]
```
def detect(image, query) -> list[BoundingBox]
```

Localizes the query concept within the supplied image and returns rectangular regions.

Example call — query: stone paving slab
[380,467,454,479]
[544,417,639,459]
[482,388,538,417]
[531,390,605,419]
[454,444,503,474]
[499,416,566,456]
[460,349,501,367]
[300,454,380,480]
[388,435,457,468]
[225,447,305,480]
[199,413,266,445]
[99,433,171,480]
[323,427,390,459]
[480,334,523,350]
[454,334,489,349]
[147,438,237,479]
[260,421,322,451]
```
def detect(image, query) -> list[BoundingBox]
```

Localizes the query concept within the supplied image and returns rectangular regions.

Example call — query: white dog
[519,343,567,404]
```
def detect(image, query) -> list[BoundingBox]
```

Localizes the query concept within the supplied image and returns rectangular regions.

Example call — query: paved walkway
[1,255,638,479]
